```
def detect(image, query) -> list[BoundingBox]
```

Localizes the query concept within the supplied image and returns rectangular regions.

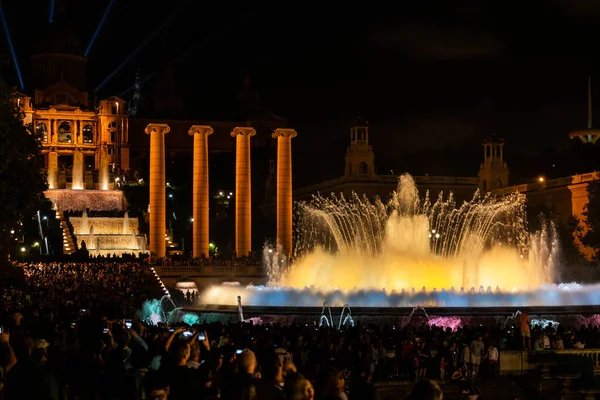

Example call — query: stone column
[231,127,256,257]
[99,144,110,190]
[72,148,84,189]
[188,125,213,258]
[47,151,58,189]
[145,123,170,258]
[272,128,297,256]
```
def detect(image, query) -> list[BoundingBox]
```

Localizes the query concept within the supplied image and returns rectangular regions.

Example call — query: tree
[581,180,600,260]
[0,82,47,266]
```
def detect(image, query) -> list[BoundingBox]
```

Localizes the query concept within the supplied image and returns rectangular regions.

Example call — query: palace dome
[34,22,83,56]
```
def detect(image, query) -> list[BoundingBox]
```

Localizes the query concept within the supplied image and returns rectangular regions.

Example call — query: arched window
[482,180,487,191]
[359,162,368,175]
[57,122,72,143]
[83,124,94,144]
[348,164,353,175]
[35,123,48,142]
[494,179,503,189]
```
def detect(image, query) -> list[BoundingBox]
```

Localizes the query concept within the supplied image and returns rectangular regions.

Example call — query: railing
[155,265,266,276]
[293,174,479,199]
[499,349,600,375]
[493,171,600,196]
[557,349,600,373]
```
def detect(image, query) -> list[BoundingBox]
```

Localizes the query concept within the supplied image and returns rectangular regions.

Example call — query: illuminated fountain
[122,211,130,234]
[71,212,148,257]
[200,174,600,308]
[80,210,89,234]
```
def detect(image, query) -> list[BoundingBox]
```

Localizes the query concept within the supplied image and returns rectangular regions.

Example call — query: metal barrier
[154,265,265,276]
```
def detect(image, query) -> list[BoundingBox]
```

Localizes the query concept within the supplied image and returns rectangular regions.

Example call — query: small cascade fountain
[319,302,354,329]
[137,295,181,325]
[68,211,148,257]
[130,231,139,250]
[122,211,130,234]
[80,210,89,234]
[89,226,96,250]
[237,296,244,322]
[400,306,430,327]
[338,304,355,329]
[319,302,334,327]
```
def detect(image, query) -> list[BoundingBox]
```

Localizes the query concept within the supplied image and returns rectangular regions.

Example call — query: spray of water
[137,295,181,325]
[199,174,575,308]
[282,174,556,291]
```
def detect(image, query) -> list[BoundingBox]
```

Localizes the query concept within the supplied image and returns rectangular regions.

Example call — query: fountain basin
[71,217,140,235]
[197,283,600,309]
[77,234,146,250]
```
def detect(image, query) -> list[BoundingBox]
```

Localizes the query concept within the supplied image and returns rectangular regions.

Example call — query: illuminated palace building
[16,34,127,191]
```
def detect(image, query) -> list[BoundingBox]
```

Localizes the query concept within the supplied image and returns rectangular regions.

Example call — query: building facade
[15,12,130,192]
[282,119,491,205]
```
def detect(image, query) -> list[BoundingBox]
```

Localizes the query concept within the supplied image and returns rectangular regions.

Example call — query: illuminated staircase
[56,210,76,255]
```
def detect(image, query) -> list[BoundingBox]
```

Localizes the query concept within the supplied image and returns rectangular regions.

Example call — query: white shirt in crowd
[487,347,499,362]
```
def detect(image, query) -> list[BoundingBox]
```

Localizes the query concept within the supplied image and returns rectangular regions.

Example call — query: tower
[344,117,375,179]
[149,26,183,118]
[31,0,88,106]
[145,123,170,258]
[188,125,213,258]
[272,128,297,257]
[478,135,509,192]
[569,77,600,144]
[129,68,141,116]
[238,74,262,120]
[231,126,256,257]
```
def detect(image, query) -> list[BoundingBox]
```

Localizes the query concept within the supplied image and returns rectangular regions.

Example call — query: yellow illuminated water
[274,174,556,293]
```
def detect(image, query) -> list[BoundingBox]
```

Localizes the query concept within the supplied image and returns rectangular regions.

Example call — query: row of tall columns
[143,122,296,259]
[145,124,170,258]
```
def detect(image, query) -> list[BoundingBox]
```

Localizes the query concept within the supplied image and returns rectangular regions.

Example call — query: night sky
[4,0,600,186]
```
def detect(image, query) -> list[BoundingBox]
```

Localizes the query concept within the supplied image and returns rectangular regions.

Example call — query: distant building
[264,118,484,206]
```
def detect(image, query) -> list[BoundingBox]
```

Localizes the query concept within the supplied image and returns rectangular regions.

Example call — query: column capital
[231,126,256,137]
[272,128,297,139]
[145,123,171,135]
[188,125,214,136]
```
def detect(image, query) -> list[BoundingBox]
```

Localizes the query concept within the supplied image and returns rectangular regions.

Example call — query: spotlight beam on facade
[117,12,256,98]
[48,0,55,23]
[0,7,24,90]
[94,0,189,94]
[85,0,117,57]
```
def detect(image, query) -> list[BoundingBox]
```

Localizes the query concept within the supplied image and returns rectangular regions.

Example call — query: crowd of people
[0,260,596,399]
